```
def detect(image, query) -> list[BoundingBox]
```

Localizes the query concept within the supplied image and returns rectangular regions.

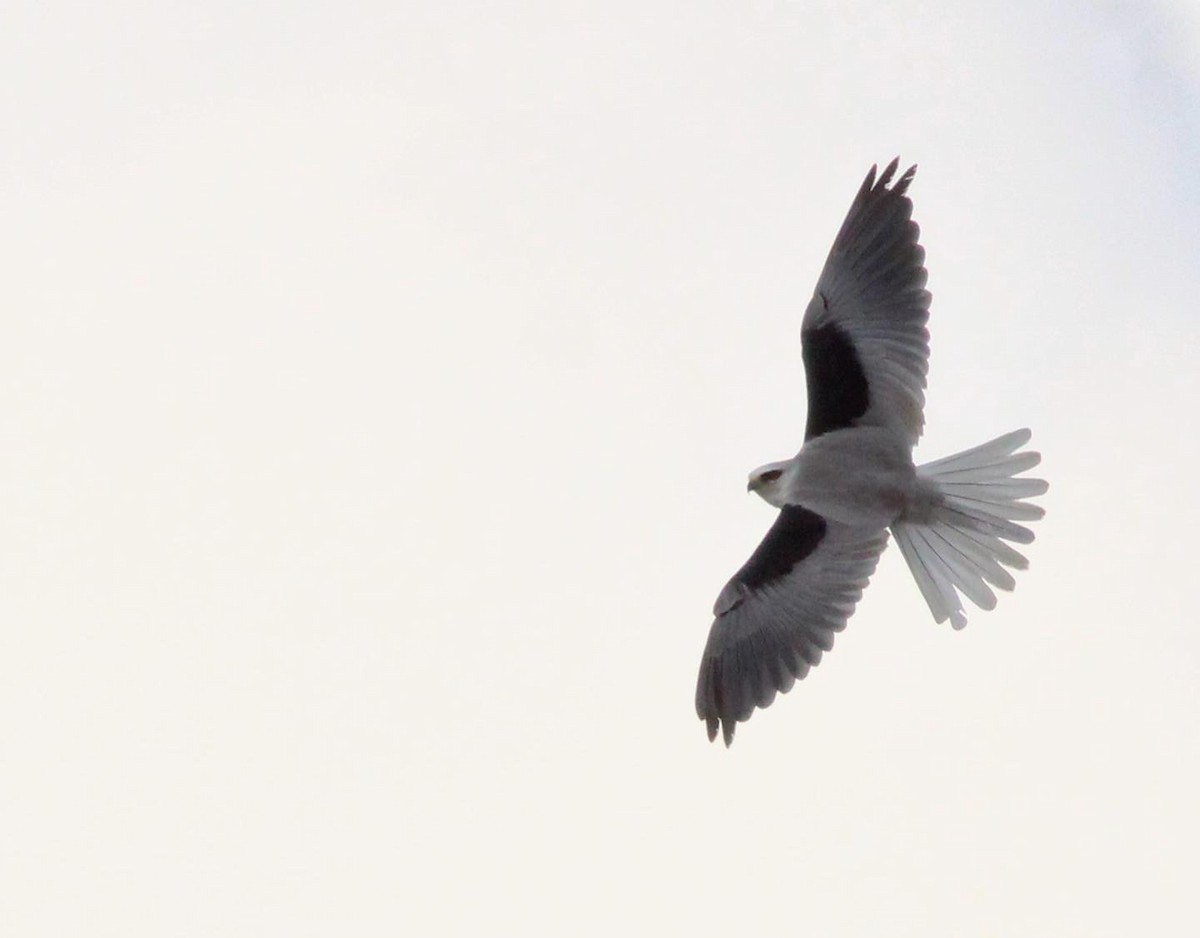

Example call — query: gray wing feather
[695,521,889,745]
[802,158,932,445]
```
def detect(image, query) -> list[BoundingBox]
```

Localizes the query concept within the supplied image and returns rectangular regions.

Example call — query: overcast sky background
[3,2,1200,935]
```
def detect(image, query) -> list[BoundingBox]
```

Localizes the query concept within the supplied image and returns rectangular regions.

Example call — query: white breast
[786,427,917,526]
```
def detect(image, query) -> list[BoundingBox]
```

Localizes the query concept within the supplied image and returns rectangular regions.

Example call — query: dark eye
[760,469,782,484]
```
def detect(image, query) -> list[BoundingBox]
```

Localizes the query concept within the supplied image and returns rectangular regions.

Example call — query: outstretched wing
[695,506,889,745]
[801,158,931,445]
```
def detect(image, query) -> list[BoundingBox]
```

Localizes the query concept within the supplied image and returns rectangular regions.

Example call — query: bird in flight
[695,158,1047,746]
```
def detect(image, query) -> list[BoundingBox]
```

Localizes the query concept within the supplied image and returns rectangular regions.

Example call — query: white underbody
[750,425,1046,630]
[752,426,934,528]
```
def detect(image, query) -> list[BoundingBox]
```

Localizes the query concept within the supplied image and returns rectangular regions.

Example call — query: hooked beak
[747,478,757,493]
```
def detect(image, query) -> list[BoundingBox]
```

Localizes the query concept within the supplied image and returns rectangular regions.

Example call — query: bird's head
[747,460,794,508]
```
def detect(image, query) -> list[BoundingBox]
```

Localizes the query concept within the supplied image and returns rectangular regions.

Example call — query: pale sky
[3,3,1200,936]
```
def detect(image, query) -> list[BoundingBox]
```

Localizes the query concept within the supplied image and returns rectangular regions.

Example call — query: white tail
[892,429,1047,629]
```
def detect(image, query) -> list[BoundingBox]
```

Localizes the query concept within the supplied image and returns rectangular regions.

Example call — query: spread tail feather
[893,429,1047,629]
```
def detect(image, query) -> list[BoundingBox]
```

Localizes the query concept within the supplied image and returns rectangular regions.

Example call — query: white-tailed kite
[696,159,1047,746]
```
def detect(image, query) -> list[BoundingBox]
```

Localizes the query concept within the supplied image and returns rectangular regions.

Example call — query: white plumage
[696,159,1047,746]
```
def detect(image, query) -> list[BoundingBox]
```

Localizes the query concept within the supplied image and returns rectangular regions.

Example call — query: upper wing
[695,506,889,746]
[801,158,931,445]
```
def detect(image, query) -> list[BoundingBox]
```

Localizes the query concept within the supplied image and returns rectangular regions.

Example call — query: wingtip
[878,156,900,188]
[700,701,738,747]
[862,157,918,197]
[699,694,738,747]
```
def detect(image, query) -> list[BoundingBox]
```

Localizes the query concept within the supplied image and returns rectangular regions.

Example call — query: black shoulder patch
[801,315,869,440]
[734,505,827,593]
